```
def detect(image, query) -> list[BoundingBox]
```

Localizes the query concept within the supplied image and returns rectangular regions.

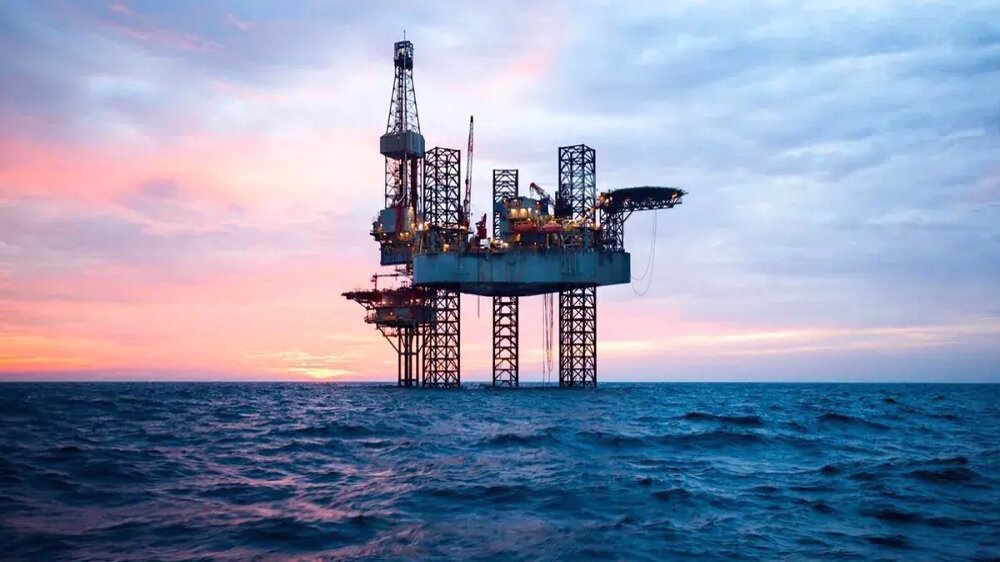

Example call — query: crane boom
[463,115,474,226]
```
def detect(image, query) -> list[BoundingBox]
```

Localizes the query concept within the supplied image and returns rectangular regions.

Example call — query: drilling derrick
[346,40,439,387]
[375,40,425,266]
[346,40,686,388]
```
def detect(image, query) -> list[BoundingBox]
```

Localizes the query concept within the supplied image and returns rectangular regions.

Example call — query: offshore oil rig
[344,40,685,388]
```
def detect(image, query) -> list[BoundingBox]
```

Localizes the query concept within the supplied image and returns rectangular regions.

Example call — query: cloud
[0,0,997,380]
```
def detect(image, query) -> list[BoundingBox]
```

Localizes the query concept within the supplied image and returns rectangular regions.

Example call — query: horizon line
[1,379,996,384]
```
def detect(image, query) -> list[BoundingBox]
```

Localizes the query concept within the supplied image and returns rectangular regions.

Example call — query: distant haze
[1,1,997,382]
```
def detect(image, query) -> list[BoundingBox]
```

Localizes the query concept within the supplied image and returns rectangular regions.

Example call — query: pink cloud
[224,13,253,32]
[108,2,136,17]
[100,2,219,52]
[0,126,377,222]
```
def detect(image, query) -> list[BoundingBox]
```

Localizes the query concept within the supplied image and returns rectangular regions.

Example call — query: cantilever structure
[344,40,686,388]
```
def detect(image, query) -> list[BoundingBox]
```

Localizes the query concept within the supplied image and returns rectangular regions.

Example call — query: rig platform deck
[413,250,630,297]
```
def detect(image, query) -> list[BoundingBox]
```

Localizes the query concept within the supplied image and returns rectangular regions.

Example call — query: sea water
[0,382,997,561]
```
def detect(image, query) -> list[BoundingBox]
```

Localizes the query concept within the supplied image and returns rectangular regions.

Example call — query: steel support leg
[423,290,461,387]
[397,327,419,387]
[492,296,519,387]
[558,287,596,387]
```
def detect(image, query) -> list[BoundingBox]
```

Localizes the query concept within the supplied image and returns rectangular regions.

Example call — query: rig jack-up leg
[491,168,520,387]
[422,289,461,387]
[492,296,519,387]
[558,287,597,387]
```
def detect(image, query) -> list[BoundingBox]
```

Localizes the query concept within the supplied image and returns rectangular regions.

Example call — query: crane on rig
[529,182,552,215]
[462,115,474,228]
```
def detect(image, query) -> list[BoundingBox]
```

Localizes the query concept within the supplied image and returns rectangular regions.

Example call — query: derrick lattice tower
[383,40,423,211]
[375,40,426,267]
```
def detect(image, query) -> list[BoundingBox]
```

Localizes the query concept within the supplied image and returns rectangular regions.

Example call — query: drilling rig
[344,40,686,388]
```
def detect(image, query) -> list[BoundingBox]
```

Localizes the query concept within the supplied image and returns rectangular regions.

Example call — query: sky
[0,0,998,382]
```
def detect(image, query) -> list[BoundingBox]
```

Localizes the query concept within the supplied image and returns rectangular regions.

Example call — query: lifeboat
[513,221,537,233]
[540,221,562,234]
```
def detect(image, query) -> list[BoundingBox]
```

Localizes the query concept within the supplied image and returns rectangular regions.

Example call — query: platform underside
[421,281,606,297]
[412,250,630,297]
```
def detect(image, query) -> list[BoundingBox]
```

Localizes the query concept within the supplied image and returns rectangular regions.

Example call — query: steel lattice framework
[492,169,518,236]
[492,296,518,387]
[422,146,462,387]
[423,290,460,387]
[424,148,462,238]
[492,169,519,387]
[558,145,596,222]
[558,286,597,387]
[558,145,597,386]
[385,42,420,136]
[383,40,422,210]
[601,211,627,252]
[598,186,685,251]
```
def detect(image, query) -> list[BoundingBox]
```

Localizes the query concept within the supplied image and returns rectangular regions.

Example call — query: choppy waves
[0,382,998,561]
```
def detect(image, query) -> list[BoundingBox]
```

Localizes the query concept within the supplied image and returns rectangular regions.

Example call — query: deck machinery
[344,40,686,388]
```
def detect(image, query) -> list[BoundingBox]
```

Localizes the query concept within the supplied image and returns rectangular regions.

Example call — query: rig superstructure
[344,40,686,388]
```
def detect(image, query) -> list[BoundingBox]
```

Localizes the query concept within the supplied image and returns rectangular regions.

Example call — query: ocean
[0,382,997,561]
